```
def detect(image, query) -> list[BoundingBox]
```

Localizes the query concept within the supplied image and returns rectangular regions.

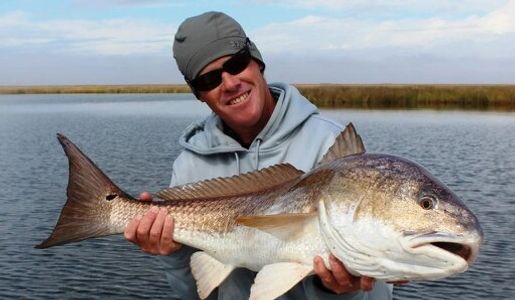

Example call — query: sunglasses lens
[191,70,222,92]
[191,47,252,92]
[224,49,251,75]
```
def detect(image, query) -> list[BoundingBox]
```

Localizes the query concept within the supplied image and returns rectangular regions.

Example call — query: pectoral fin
[250,263,313,300]
[190,252,235,299]
[236,212,317,240]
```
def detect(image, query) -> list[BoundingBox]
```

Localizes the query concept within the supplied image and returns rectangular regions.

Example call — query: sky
[1,0,515,85]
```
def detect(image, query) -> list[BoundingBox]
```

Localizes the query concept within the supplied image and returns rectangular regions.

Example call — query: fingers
[124,214,142,242]
[148,207,167,249]
[314,256,339,291]
[136,206,159,248]
[139,191,153,201]
[360,276,375,292]
[160,214,181,255]
[386,280,409,286]
[313,255,376,294]
[329,255,351,287]
[123,191,154,244]
[124,205,182,256]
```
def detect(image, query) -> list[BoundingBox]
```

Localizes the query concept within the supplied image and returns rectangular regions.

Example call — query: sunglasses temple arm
[185,78,201,100]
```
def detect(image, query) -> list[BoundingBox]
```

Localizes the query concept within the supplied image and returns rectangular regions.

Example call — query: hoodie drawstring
[234,152,241,175]
[233,138,261,174]
[255,138,262,170]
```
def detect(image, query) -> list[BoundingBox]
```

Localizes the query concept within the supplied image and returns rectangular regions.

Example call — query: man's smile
[228,91,250,106]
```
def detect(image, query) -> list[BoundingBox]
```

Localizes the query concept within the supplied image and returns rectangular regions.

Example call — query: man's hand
[124,192,182,255]
[314,255,374,294]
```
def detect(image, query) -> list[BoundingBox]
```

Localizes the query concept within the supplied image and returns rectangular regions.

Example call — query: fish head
[319,154,483,281]
[397,175,483,264]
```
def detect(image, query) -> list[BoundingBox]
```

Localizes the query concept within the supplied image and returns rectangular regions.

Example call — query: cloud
[105,0,168,4]
[0,11,175,55]
[3,1,514,57]
[1,1,514,84]
[72,0,175,7]
[248,0,506,14]
[0,10,26,26]
[251,0,515,57]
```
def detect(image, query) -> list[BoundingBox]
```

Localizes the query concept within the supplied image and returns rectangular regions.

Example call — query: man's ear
[256,59,265,73]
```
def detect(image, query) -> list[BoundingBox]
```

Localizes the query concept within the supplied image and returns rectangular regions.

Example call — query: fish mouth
[428,242,472,263]
[406,232,481,265]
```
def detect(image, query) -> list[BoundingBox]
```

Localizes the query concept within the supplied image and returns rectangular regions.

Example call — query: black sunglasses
[187,41,252,92]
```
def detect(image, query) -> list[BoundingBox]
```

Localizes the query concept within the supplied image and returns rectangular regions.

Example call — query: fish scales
[107,171,328,266]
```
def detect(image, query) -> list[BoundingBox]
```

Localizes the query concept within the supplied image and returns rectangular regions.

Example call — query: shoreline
[0,84,191,95]
[1,84,514,111]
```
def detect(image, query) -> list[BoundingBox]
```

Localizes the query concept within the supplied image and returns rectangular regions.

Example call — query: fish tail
[35,134,134,249]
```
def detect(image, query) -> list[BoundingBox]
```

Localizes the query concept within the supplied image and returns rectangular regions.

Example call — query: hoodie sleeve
[302,276,393,300]
[158,246,203,300]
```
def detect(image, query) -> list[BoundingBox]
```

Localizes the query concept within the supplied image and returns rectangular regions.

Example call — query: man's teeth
[229,92,249,105]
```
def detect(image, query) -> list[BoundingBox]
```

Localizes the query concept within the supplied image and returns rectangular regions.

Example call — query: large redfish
[36,123,483,300]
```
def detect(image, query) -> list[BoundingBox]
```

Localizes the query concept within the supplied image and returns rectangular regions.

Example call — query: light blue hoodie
[160,83,393,300]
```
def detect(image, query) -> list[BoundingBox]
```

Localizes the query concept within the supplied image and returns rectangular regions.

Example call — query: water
[0,94,514,299]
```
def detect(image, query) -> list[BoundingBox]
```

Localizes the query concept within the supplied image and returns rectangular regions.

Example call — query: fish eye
[419,195,437,210]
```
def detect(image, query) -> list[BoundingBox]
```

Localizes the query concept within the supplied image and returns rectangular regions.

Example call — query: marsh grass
[1,84,514,110]
[296,84,515,111]
[0,84,191,94]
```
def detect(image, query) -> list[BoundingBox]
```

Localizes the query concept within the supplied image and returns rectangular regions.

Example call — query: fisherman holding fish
[37,10,482,299]
[124,11,393,299]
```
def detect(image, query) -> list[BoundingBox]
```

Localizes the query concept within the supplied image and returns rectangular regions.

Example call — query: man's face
[197,56,273,133]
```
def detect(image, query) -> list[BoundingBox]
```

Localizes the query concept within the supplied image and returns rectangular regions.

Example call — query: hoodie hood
[179,82,319,155]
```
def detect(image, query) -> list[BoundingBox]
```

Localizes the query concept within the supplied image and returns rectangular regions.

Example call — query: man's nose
[221,71,241,91]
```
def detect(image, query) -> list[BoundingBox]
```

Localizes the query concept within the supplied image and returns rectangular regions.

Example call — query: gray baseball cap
[173,11,265,81]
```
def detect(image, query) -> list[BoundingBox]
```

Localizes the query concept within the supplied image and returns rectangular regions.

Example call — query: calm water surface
[0,94,514,299]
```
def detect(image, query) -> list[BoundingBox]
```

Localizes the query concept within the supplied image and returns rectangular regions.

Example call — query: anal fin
[190,252,235,299]
[250,263,313,300]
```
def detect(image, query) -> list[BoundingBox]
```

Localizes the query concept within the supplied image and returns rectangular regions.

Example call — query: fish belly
[174,222,329,271]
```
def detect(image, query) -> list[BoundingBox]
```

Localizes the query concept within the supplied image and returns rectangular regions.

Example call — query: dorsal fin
[156,163,304,201]
[318,122,365,165]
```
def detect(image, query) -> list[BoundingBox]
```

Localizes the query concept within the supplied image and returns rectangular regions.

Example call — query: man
[124,11,393,300]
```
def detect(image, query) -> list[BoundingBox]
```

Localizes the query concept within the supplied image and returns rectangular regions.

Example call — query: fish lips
[403,231,482,267]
